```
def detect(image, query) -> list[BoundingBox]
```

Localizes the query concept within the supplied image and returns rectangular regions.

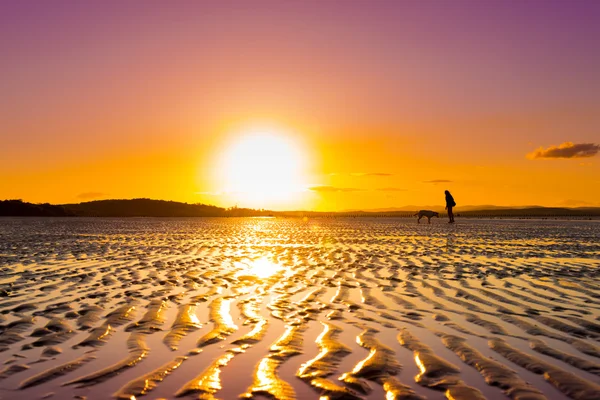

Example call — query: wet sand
[0,217,599,399]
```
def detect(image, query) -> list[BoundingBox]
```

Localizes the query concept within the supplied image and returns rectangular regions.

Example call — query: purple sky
[1,1,599,207]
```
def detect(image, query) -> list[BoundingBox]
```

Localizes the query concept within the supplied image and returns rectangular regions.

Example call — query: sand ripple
[0,218,598,399]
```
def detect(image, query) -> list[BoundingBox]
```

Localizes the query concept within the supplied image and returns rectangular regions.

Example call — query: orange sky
[1,2,599,211]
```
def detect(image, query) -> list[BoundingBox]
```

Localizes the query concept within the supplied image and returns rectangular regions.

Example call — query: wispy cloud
[423,180,452,184]
[77,192,106,200]
[527,142,599,159]
[328,172,393,177]
[376,187,407,192]
[350,172,393,177]
[309,186,365,192]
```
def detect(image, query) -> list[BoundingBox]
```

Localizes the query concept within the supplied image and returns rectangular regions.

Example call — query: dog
[414,210,439,224]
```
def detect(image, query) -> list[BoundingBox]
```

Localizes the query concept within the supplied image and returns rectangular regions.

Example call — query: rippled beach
[0,217,599,400]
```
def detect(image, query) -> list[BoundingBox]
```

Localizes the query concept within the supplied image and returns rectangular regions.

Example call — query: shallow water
[0,217,599,399]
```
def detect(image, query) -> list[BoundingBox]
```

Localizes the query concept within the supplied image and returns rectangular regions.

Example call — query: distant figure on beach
[414,210,439,224]
[445,190,456,223]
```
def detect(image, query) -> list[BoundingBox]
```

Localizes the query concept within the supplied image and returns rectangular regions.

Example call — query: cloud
[376,187,407,192]
[423,180,452,184]
[77,192,106,200]
[328,172,393,177]
[309,186,364,193]
[527,142,599,159]
[350,172,393,177]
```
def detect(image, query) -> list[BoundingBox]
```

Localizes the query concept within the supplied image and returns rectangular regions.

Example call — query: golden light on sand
[246,257,281,279]
[235,257,281,280]
[218,129,308,207]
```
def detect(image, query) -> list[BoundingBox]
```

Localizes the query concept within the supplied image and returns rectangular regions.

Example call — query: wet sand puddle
[0,217,599,399]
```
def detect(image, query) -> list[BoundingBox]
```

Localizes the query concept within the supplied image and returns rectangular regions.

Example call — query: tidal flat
[0,217,599,400]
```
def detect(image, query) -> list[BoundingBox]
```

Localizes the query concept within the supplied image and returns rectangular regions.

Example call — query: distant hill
[280,207,600,218]
[62,199,278,217]
[1,199,271,218]
[456,207,600,218]
[1,199,599,218]
[343,204,544,213]
[0,200,74,216]
[63,199,228,217]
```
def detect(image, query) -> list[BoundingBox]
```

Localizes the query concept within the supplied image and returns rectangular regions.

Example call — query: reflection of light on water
[188,311,201,327]
[250,258,280,278]
[237,257,281,279]
[415,353,426,376]
[352,349,376,373]
[256,357,270,384]
[218,298,238,330]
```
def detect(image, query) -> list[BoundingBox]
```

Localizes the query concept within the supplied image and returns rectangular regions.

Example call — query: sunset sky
[2,1,599,211]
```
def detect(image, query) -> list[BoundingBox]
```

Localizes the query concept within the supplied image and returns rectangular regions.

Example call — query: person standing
[445,190,456,223]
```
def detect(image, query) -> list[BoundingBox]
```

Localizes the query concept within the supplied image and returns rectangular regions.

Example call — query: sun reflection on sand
[237,257,281,280]
[5,219,600,400]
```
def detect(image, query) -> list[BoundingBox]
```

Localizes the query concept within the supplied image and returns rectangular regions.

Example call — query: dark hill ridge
[1,199,599,218]
[62,199,273,217]
[63,199,227,217]
[1,199,268,217]
[342,204,545,213]
[282,208,600,218]
[0,200,74,216]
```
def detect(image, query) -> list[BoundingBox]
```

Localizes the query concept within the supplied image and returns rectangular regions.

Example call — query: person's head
[445,190,450,195]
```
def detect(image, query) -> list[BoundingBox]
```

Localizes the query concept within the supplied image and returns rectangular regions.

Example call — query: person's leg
[448,207,454,223]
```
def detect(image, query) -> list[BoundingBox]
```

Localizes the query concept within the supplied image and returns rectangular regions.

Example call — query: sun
[218,129,308,208]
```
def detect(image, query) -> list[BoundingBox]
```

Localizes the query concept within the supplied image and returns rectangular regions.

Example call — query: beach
[0,217,599,400]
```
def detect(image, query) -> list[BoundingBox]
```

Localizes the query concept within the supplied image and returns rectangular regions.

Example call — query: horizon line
[2,198,599,212]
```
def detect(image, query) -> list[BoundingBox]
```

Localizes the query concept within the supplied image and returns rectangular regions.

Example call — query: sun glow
[237,257,281,279]
[217,129,308,208]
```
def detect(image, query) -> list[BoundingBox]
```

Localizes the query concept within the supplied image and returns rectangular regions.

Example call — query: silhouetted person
[445,190,456,223]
